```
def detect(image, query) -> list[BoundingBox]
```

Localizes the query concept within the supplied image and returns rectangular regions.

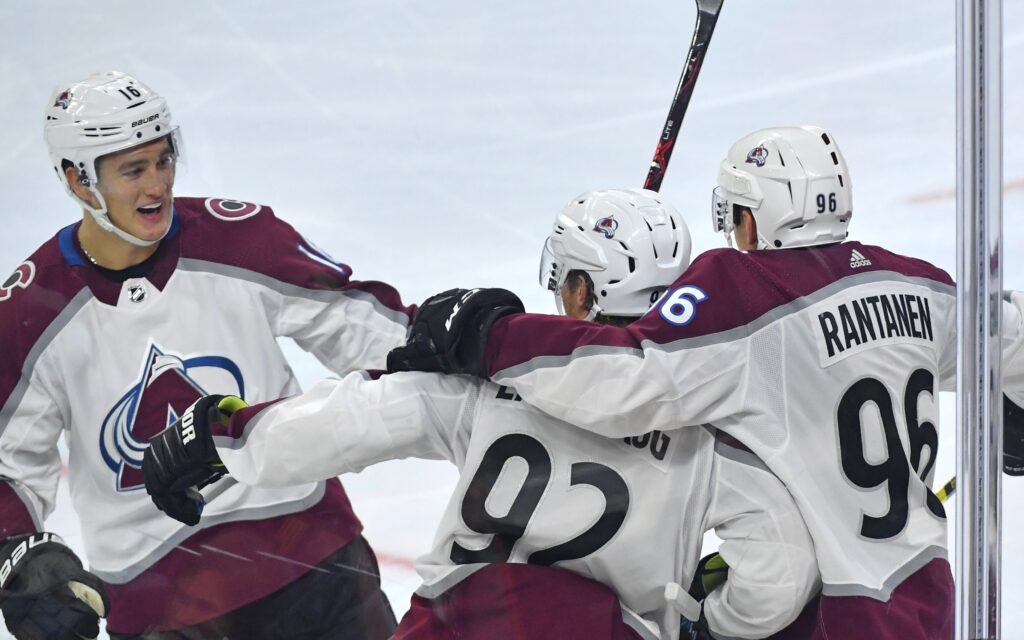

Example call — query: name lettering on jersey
[816,293,934,366]
[623,430,671,461]
[619,430,674,472]
[495,385,522,401]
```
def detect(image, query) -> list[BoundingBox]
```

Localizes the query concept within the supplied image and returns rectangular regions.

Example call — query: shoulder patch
[204,198,262,221]
[0,261,36,303]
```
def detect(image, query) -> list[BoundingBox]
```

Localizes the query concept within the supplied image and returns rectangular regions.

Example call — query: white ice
[1,1,1022,637]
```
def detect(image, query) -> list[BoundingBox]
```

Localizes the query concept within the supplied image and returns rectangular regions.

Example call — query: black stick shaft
[644,0,724,193]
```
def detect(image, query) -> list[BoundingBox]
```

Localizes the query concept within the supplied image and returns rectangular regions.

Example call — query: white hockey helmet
[44,70,181,247]
[539,188,692,317]
[712,126,852,249]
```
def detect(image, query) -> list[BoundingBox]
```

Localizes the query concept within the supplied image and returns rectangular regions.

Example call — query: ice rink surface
[1,1,1023,637]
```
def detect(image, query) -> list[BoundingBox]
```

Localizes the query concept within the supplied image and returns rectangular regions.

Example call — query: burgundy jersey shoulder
[173,196,354,292]
[632,241,954,343]
[0,229,91,408]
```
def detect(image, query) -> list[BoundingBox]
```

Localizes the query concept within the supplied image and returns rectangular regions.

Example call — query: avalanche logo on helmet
[53,90,72,110]
[593,216,619,239]
[746,144,769,167]
[99,342,244,492]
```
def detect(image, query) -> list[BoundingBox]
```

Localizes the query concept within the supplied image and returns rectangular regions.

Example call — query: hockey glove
[679,615,713,640]
[142,395,246,526]
[688,552,730,601]
[0,532,109,640]
[1005,394,1024,475]
[386,287,524,377]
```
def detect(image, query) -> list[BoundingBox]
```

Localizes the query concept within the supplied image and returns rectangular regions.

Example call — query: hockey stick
[644,0,725,193]
[937,476,956,503]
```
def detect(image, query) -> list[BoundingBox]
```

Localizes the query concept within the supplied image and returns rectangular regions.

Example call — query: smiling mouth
[137,203,163,217]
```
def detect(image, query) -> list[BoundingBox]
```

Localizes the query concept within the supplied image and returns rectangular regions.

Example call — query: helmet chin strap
[81,187,166,248]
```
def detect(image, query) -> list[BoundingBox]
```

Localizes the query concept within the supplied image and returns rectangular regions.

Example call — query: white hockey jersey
[214,371,819,640]
[0,197,411,631]
[476,241,1024,639]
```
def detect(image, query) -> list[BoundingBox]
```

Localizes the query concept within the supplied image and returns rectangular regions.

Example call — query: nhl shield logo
[128,284,146,303]
[593,216,619,239]
[746,144,769,167]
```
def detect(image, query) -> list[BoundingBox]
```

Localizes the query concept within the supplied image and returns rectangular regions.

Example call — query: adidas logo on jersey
[849,249,872,269]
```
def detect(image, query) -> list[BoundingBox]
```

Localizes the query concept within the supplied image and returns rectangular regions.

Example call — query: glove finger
[153,489,204,526]
[67,579,107,617]
[388,343,444,373]
[55,598,102,639]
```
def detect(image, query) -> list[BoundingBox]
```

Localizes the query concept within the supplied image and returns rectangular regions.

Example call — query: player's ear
[65,165,100,209]
[740,209,758,250]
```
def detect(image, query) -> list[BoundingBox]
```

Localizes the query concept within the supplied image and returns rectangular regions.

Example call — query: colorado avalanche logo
[53,90,72,110]
[745,144,769,167]
[593,216,619,239]
[99,342,244,492]
[0,261,36,303]
[204,198,262,221]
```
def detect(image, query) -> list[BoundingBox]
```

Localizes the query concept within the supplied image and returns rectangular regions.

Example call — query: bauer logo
[99,342,244,492]
[0,533,63,589]
[131,113,160,128]
[593,216,619,239]
[746,144,769,167]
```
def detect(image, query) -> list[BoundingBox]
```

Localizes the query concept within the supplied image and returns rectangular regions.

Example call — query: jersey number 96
[837,368,944,540]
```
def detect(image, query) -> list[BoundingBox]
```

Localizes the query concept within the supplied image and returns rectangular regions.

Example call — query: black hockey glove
[0,532,109,640]
[1005,394,1024,475]
[688,551,730,601]
[387,288,524,377]
[142,395,246,526]
[679,614,713,640]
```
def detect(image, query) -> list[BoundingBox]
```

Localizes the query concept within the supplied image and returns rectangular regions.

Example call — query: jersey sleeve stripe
[0,481,40,538]
[176,258,411,326]
[90,480,327,584]
[0,288,93,440]
[489,270,955,379]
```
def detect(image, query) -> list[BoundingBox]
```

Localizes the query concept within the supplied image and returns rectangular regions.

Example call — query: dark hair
[733,203,746,227]
[564,269,637,328]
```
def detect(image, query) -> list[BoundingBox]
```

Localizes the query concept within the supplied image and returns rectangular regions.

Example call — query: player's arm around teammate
[144,189,820,640]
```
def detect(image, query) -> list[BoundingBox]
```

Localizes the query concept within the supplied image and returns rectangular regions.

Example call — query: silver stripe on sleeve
[0,288,93,439]
[176,258,410,326]
[414,563,489,599]
[90,481,326,584]
[712,434,771,474]
[2,477,44,530]
[495,270,956,381]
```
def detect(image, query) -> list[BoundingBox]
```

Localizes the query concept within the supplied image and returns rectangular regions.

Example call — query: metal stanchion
[955,0,1003,638]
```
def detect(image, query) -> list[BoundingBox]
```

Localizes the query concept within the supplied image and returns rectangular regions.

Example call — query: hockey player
[0,71,409,639]
[142,189,819,640]
[385,126,1024,639]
